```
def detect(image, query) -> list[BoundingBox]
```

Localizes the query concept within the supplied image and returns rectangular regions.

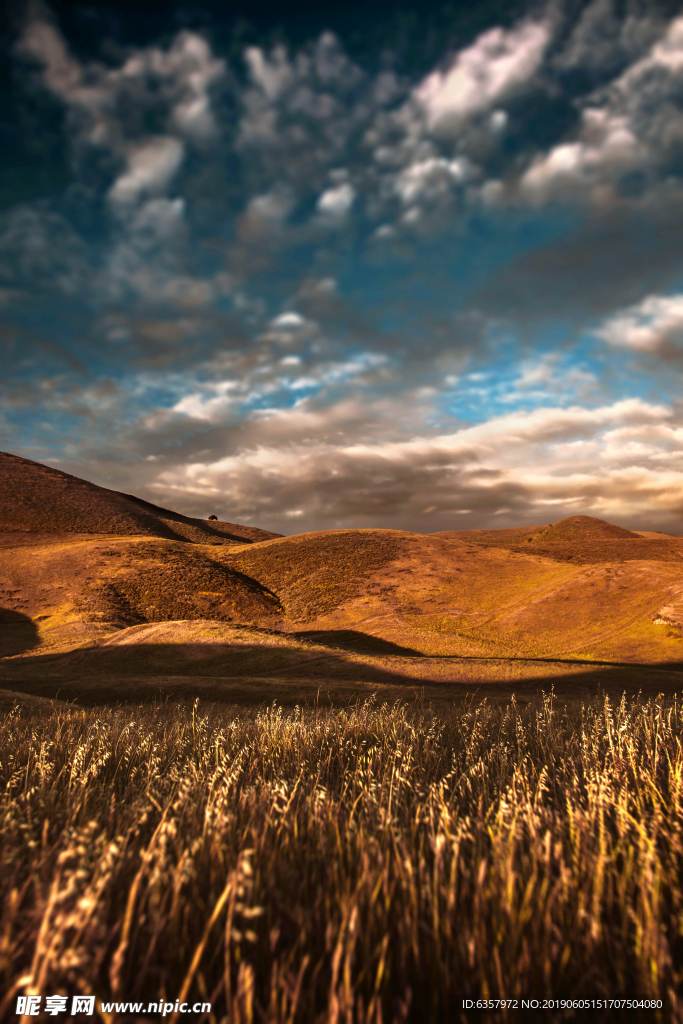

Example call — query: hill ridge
[528,515,640,543]
[0,451,281,544]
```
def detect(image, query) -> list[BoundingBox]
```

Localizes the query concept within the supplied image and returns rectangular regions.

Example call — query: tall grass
[1,692,682,1022]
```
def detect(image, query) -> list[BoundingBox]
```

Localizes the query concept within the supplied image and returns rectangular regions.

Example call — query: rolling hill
[2,457,683,706]
[434,515,683,565]
[0,451,281,544]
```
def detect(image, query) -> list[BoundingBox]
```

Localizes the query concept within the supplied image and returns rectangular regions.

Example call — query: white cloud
[520,108,641,203]
[17,19,80,101]
[271,312,306,329]
[518,15,683,207]
[237,32,363,157]
[243,45,293,102]
[101,197,226,305]
[18,20,225,151]
[555,0,663,75]
[593,294,683,353]
[259,310,318,347]
[164,350,389,424]
[618,15,683,83]
[414,20,549,134]
[489,109,508,132]
[108,139,185,208]
[394,157,472,206]
[316,182,356,220]
[241,190,295,234]
[13,15,227,301]
[171,381,238,421]
[147,397,683,530]
[497,354,598,404]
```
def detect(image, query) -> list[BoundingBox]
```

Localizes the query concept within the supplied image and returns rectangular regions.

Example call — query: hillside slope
[434,515,683,565]
[4,482,683,701]
[0,451,280,544]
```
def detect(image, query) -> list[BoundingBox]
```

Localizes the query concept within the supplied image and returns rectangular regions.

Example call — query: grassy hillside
[434,515,683,565]
[0,451,280,544]
[222,530,403,621]
[4,524,683,703]
[4,461,683,703]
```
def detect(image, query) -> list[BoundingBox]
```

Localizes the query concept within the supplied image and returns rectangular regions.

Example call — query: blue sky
[3,0,683,533]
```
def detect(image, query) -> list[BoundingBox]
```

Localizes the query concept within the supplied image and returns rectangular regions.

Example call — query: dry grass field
[3,452,683,1020]
[2,694,681,1022]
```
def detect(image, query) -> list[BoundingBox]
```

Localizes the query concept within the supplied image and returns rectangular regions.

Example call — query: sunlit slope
[528,516,640,542]
[0,534,283,655]
[434,515,683,565]
[0,451,280,544]
[221,529,404,622]
[219,528,683,662]
[3,521,683,675]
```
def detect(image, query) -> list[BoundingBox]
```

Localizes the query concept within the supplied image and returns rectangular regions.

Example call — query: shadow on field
[2,629,683,708]
[0,607,40,657]
[292,629,423,656]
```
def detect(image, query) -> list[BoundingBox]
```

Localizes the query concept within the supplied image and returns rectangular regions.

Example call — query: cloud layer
[3,0,683,533]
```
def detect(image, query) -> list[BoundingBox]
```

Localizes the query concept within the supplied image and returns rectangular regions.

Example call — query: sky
[2,0,683,535]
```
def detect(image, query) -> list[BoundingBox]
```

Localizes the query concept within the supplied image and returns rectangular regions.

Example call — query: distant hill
[433,515,682,565]
[5,523,683,695]
[5,470,683,701]
[527,516,640,543]
[0,451,281,544]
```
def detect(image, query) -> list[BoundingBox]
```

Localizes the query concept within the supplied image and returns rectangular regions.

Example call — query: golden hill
[3,459,683,705]
[434,515,683,565]
[0,451,280,544]
[527,515,640,542]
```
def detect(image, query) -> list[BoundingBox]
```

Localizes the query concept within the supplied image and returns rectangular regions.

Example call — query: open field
[2,693,681,1022]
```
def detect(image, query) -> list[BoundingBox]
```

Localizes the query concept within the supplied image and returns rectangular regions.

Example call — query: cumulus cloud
[555,0,664,78]
[593,294,683,353]
[11,11,229,305]
[7,1,683,539]
[140,397,683,531]
[18,16,225,153]
[12,1,683,317]
[316,181,356,221]
[108,138,185,208]
[236,32,365,171]
[414,20,550,135]
[516,14,683,207]
[520,108,642,203]
[393,157,473,206]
